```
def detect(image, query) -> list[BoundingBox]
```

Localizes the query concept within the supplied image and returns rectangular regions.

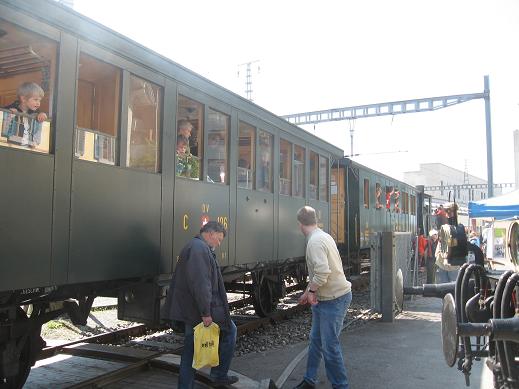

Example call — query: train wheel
[252,273,278,317]
[1,308,43,389]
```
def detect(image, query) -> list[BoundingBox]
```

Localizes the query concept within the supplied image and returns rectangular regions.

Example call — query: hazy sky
[74,0,519,185]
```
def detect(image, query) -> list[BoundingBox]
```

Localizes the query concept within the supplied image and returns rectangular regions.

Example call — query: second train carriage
[331,158,429,273]
[0,1,342,386]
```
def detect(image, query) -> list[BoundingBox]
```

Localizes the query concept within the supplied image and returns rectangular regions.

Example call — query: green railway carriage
[0,1,342,386]
[331,158,425,273]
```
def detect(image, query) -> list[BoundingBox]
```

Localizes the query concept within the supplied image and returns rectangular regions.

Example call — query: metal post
[381,231,395,322]
[484,75,494,198]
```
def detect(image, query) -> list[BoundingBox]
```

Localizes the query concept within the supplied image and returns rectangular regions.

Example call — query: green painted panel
[278,197,305,259]
[236,189,274,264]
[0,150,53,291]
[68,161,161,283]
[173,179,230,267]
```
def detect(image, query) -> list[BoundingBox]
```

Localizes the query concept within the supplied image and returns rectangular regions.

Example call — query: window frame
[238,120,256,190]
[205,107,230,185]
[0,17,59,155]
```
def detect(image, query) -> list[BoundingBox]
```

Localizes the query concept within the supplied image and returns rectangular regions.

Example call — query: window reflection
[363,179,369,208]
[238,121,255,189]
[279,139,292,196]
[127,75,162,172]
[319,155,328,201]
[309,151,318,200]
[75,53,120,165]
[207,109,229,184]
[257,130,273,192]
[294,145,305,197]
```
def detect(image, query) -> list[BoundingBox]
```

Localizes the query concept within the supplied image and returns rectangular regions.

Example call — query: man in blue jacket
[168,221,238,388]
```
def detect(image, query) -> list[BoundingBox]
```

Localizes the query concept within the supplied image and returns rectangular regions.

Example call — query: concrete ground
[230,296,494,389]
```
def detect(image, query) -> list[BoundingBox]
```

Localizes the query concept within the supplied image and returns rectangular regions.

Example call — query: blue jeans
[305,291,352,389]
[437,269,458,283]
[178,320,237,389]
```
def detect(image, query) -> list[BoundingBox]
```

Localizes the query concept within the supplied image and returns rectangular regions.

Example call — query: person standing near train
[294,206,352,389]
[167,221,238,388]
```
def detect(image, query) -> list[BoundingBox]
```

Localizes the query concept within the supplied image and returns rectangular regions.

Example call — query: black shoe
[293,379,315,389]
[211,375,239,386]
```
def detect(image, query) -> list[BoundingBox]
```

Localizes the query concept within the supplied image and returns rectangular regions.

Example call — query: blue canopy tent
[468,189,519,219]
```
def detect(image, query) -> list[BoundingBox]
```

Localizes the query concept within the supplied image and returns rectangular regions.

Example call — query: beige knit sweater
[306,228,351,301]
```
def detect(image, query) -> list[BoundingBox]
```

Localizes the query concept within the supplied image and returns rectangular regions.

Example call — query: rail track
[31,283,372,388]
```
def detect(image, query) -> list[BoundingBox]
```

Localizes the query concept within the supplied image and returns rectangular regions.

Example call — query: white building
[404,163,497,207]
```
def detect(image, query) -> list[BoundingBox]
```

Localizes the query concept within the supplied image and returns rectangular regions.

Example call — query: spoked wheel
[252,273,278,317]
[0,308,43,389]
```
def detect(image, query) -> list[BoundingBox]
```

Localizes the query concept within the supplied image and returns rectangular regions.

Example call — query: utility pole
[237,60,260,101]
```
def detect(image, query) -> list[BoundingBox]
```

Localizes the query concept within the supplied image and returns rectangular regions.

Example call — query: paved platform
[230,296,494,389]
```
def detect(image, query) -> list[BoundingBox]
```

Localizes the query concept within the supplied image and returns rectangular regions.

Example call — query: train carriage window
[402,192,408,214]
[394,188,400,213]
[294,145,305,197]
[279,138,292,196]
[0,20,56,154]
[410,194,416,215]
[309,151,318,200]
[127,75,162,172]
[319,155,328,202]
[238,121,255,189]
[363,179,369,208]
[385,186,393,211]
[176,95,203,180]
[75,53,120,165]
[257,130,273,192]
[375,183,382,209]
[206,108,229,184]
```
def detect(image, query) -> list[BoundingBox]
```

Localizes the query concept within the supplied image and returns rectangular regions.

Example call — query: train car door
[173,94,231,268]
[235,124,274,263]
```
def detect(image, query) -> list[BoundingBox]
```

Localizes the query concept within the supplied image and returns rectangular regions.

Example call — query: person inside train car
[425,229,439,284]
[177,119,193,151]
[167,221,238,388]
[3,82,47,147]
[295,206,352,389]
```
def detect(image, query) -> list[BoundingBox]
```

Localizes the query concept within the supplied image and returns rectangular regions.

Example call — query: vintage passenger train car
[331,158,427,273]
[0,0,346,386]
[0,1,431,387]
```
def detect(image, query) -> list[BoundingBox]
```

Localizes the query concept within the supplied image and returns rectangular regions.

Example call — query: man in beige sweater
[294,206,352,389]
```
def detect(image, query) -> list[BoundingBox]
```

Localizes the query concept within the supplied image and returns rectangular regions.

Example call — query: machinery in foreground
[407,201,519,388]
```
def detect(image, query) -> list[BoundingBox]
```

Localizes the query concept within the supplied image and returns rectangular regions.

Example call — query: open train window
[126,74,162,172]
[309,151,318,200]
[319,155,328,202]
[393,188,400,213]
[75,53,120,165]
[375,183,382,209]
[385,186,393,211]
[363,179,369,208]
[206,108,229,184]
[279,138,292,196]
[293,145,305,197]
[257,130,273,192]
[176,95,203,180]
[0,20,56,154]
[238,121,255,189]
